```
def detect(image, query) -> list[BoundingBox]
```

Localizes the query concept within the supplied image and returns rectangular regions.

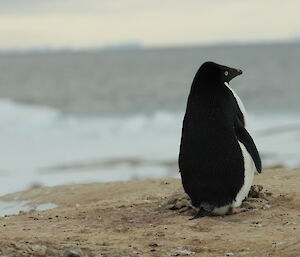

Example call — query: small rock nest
[164,185,272,213]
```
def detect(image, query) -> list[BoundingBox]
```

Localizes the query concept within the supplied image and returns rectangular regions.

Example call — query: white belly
[224,82,248,128]
[202,142,256,215]
[233,141,256,207]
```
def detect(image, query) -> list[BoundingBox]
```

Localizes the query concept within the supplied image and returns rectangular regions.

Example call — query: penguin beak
[236,69,243,75]
[227,68,243,82]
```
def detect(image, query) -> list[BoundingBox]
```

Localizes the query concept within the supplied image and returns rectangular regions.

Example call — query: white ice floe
[0,200,58,217]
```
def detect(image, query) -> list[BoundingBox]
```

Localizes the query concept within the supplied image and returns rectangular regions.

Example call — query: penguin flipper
[189,208,210,220]
[234,117,262,173]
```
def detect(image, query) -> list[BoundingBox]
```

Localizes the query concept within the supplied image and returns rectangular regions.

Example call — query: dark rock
[148,243,158,247]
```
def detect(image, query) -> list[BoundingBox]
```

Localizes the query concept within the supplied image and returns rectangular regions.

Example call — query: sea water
[0,43,299,195]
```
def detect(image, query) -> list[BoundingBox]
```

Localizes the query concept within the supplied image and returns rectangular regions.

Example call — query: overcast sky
[1,0,300,49]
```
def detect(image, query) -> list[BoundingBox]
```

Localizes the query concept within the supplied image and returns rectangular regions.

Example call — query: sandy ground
[0,168,299,257]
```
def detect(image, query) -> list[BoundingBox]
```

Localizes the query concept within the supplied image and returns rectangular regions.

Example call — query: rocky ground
[0,168,299,257]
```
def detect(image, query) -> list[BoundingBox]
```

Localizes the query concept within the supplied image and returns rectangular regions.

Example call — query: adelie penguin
[179,62,262,219]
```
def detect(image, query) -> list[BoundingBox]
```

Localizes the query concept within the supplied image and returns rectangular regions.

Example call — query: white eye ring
[225,71,229,76]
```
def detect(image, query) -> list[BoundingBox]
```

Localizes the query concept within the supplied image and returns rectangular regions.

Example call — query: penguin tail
[189,207,210,220]
[189,202,214,220]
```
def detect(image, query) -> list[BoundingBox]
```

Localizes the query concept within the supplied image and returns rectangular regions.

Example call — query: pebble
[148,243,158,247]
[63,250,81,257]
[0,247,15,257]
[175,249,195,256]
[156,231,165,237]
[285,221,297,225]
[46,248,57,256]
[30,245,47,255]
[242,202,255,209]
[250,221,263,227]
[272,242,284,248]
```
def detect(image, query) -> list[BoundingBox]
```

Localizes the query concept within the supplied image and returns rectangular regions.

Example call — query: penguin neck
[189,80,225,98]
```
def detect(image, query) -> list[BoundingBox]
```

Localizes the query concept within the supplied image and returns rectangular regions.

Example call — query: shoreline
[0,168,299,257]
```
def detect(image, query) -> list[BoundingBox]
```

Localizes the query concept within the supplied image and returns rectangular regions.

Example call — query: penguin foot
[189,208,210,220]
[228,207,247,215]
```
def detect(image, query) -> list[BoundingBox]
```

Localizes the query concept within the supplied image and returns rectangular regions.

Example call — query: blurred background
[0,0,300,195]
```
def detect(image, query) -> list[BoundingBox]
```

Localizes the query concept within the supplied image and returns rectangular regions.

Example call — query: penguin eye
[225,71,229,76]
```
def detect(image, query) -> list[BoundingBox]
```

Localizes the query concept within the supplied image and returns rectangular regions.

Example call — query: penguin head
[197,62,243,84]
